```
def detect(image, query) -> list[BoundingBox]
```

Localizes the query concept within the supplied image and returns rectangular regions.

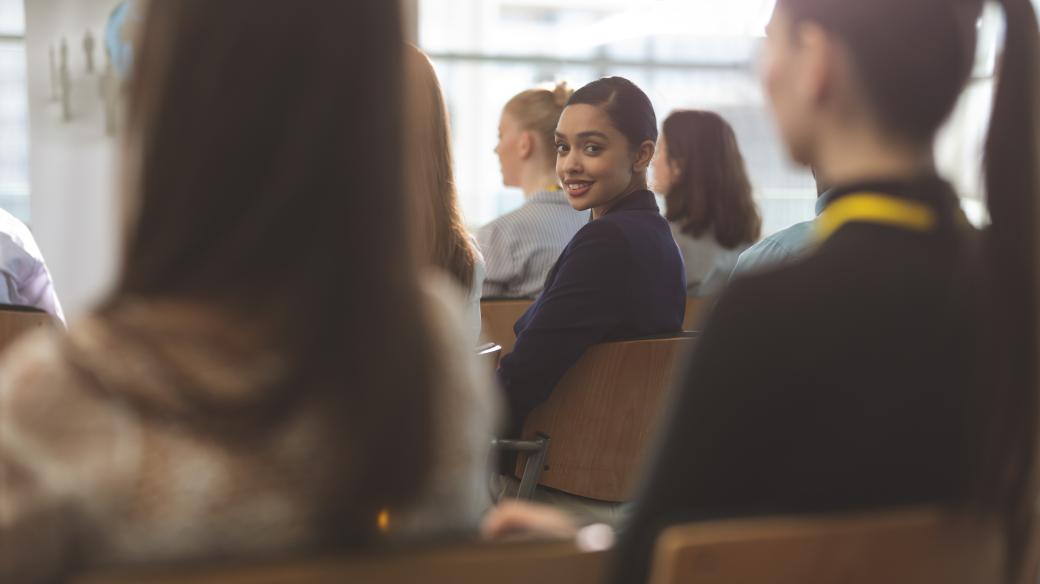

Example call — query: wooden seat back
[681,296,714,331]
[649,508,1003,584]
[479,299,534,355]
[0,305,56,354]
[77,539,606,584]
[519,335,694,502]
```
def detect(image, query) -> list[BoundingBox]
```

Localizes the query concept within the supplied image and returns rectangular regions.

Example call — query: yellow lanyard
[815,192,937,243]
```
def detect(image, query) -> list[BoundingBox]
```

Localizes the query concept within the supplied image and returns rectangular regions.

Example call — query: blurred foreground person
[0,2,497,582]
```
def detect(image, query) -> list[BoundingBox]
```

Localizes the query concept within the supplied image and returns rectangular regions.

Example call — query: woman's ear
[519,131,534,160]
[633,139,655,173]
[669,158,682,180]
[797,22,835,108]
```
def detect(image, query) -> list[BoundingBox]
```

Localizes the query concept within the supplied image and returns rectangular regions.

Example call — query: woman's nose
[562,153,582,173]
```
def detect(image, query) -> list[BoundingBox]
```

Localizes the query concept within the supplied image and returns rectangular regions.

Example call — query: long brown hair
[780,0,1039,578]
[404,45,478,290]
[111,0,436,538]
[661,110,761,249]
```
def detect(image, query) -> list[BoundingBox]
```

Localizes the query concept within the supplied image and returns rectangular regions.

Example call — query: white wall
[24,0,121,318]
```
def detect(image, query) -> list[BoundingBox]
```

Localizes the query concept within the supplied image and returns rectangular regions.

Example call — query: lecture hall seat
[648,507,1002,584]
[0,304,57,354]
[481,297,710,357]
[76,538,606,584]
[479,298,533,355]
[681,296,714,332]
[505,334,695,502]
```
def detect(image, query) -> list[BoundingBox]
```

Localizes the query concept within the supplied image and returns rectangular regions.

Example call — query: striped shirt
[476,190,590,299]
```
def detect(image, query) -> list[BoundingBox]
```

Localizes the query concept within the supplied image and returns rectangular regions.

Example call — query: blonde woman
[404,46,484,342]
[478,82,590,299]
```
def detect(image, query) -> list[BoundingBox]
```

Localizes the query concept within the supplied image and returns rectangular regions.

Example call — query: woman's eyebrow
[555,130,610,141]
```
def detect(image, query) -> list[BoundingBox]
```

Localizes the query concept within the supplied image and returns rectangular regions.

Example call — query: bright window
[0,0,27,222]
[421,0,1027,233]
[421,0,815,235]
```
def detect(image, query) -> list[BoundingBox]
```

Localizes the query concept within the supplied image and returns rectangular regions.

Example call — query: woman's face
[651,134,676,194]
[760,5,816,165]
[495,111,524,188]
[555,104,641,215]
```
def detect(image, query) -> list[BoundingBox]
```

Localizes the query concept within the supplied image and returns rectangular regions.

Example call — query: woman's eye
[584,144,603,155]
[555,143,569,154]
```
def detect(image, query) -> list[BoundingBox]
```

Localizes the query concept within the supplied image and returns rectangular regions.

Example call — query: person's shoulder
[0,326,74,397]
[478,203,538,237]
[732,220,814,275]
[578,211,631,233]
[417,268,501,431]
[420,269,471,333]
[0,320,132,464]
[568,217,628,249]
[0,209,42,256]
[753,221,813,254]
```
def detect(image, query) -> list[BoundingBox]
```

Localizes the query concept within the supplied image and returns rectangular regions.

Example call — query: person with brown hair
[478,82,590,299]
[0,3,497,582]
[653,110,762,296]
[404,46,484,343]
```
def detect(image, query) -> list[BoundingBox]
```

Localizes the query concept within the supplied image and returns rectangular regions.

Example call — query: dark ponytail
[567,76,658,148]
[778,0,1040,577]
[983,0,1040,578]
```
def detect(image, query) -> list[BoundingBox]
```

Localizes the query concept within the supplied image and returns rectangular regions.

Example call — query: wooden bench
[649,508,1002,584]
[77,538,606,584]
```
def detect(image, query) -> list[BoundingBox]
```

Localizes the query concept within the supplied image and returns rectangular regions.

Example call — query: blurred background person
[654,110,761,297]
[0,208,64,322]
[478,82,589,299]
[404,45,485,343]
[731,167,831,276]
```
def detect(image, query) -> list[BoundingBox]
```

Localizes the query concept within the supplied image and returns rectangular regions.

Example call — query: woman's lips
[564,180,593,197]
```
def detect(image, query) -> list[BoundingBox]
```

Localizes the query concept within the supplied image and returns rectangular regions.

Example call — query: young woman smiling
[496,77,686,435]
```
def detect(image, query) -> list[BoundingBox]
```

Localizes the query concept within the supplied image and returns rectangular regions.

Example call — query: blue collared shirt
[730,190,834,277]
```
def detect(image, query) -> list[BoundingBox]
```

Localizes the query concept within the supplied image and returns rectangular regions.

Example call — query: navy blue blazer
[497,190,687,427]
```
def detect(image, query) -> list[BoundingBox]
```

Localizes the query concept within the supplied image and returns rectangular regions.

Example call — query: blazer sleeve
[497,220,630,426]
[610,278,789,584]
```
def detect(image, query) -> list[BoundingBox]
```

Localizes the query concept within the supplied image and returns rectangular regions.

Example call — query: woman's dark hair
[112,0,435,539]
[661,110,761,249]
[779,0,1039,578]
[567,76,658,148]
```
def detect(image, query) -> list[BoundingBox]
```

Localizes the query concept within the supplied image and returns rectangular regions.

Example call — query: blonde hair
[403,45,477,290]
[504,81,573,167]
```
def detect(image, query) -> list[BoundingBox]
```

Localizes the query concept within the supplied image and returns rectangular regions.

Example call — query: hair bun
[552,81,574,107]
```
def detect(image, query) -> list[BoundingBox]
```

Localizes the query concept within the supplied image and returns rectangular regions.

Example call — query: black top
[497,190,687,427]
[612,176,991,584]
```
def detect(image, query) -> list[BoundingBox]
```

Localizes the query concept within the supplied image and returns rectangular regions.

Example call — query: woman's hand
[481,501,581,540]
